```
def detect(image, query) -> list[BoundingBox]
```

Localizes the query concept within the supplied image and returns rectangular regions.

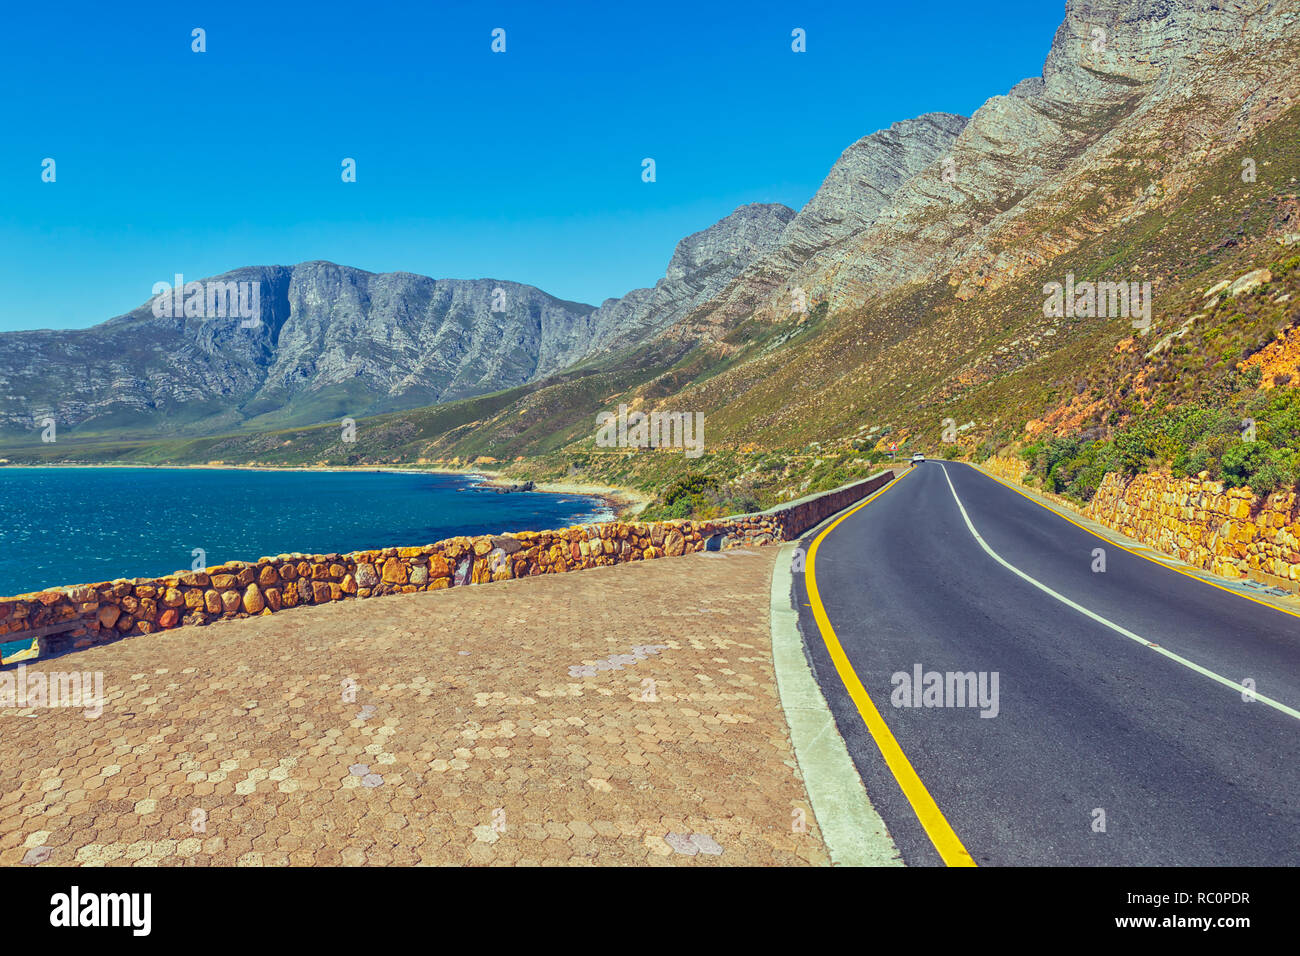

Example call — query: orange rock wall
[984,455,1299,587]
[1085,471,1299,584]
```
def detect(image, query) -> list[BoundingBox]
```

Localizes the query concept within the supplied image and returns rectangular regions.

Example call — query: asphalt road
[794,461,1300,866]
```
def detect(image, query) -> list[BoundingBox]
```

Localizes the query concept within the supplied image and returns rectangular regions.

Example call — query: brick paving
[0,547,829,866]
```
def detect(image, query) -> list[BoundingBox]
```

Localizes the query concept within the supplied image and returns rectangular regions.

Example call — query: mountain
[674,113,968,341]
[651,0,1300,428]
[4,0,1299,521]
[573,203,795,358]
[0,264,598,436]
[0,204,794,438]
[675,0,1300,344]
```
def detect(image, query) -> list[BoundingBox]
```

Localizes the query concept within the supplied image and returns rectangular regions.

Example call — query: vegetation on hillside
[1014,364,1300,502]
[3,108,1298,523]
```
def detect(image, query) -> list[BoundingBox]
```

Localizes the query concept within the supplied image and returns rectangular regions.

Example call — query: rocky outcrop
[670,115,968,338]
[776,114,969,265]
[0,263,598,436]
[574,203,796,357]
[0,471,894,656]
[1242,320,1300,388]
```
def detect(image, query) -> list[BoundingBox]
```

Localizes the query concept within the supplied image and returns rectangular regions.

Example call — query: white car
[910,453,925,464]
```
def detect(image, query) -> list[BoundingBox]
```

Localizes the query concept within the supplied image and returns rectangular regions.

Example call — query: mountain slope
[5,0,1299,524]
[0,203,794,439]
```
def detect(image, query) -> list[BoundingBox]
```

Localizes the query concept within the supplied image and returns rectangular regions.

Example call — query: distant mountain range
[3,0,1299,508]
[0,202,794,437]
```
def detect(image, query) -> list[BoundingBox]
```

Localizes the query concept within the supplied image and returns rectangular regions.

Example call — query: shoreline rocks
[486,480,534,493]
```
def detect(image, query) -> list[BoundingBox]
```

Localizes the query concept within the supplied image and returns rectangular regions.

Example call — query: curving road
[794,461,1300,866]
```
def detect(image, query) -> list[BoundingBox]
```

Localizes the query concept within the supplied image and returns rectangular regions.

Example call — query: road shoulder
[769,539,903,867]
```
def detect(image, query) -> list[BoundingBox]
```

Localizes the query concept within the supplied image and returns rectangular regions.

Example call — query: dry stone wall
[984,455,1299,589]
[1085,472,1299,586]
[0,471,894,658]
[982,455,1030,484]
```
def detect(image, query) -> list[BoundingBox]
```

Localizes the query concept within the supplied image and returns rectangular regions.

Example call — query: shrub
[1220,441,1297,494]
[1020,371,1300,502]
[662,474,719,506]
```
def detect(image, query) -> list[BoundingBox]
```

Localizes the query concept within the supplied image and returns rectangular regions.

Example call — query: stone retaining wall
[0,471,894,658]
[982,454,1030,485]
[1085,472,1299,585]
[984,455,1299,589]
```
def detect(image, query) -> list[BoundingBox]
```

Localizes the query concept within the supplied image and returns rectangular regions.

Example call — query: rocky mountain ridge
[573,203,795,359]
[0,205,794,437]
[0,264,597,435]
[666,0,1300,345]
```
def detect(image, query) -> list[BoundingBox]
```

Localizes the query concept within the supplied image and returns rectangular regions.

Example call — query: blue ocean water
[0,468,610,596]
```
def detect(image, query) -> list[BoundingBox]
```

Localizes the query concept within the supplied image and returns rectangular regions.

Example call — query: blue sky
[0,0,1066,331]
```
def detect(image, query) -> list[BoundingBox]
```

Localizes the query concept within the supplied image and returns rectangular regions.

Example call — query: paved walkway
[0,547,829,866]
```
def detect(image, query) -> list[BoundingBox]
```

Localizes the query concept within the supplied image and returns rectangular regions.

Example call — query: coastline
[524,480,652,519]
[0,460,650,520]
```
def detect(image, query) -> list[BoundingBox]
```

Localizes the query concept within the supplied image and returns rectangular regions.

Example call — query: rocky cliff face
[677,114,968,338]
[0,264,601,435]
[254,263,602,408]
[940,0,1300,300]
[669,0,1300,339]
[573,203,796,358]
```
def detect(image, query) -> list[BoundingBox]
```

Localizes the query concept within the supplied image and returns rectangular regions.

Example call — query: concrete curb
[769,538,903,867]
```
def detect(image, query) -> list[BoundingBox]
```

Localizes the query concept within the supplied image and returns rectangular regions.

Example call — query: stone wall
[0,471,894,658]
[982,454,1030,484]
[1085,472,1299,586]
[983,455,1299,589]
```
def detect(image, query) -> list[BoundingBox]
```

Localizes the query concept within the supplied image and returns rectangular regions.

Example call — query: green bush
[662,474,719,506]
[1220,441,1298,492]
[641,472,765,520]
[1021,371,1300,502]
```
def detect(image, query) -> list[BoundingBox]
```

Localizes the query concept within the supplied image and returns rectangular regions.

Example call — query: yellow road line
[805,467,977,867]
[972,464,1300,623]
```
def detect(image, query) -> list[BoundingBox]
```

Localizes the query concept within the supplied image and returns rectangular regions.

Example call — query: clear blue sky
[0,0,1066,331]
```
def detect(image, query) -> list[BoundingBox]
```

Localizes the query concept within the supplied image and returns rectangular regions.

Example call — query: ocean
[0,467,610,597]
